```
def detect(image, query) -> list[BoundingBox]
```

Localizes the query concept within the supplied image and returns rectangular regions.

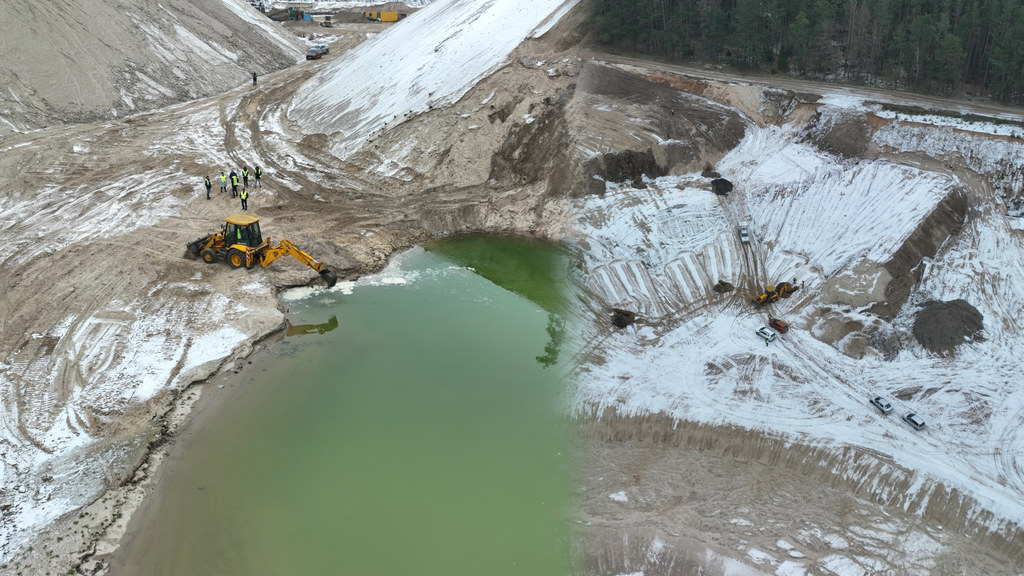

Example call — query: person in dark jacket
[254,166,262,188]
[252,71,258,86]
[204,176,212,199]
[229,170,239,197]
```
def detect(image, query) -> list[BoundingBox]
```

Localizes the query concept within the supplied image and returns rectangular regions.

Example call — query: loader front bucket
[185,233,215,259]
[320,269,338,288]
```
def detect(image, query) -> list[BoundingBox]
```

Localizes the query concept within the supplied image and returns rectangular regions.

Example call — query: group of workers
[204,165,263,210]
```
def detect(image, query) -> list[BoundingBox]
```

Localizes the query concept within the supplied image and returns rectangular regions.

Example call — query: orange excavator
[185,213,338,288]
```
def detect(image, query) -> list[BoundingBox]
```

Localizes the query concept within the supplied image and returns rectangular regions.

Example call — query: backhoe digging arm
[259,238,338,288]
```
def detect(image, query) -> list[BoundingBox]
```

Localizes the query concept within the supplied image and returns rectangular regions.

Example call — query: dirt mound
[711,177,733,195]
[913,299,985,353]
[610,308,637,328]
[712,280,734,293]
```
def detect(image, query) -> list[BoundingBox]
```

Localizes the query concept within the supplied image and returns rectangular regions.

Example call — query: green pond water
[108,235,576,576]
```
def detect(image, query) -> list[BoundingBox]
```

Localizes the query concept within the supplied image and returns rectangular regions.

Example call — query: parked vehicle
[312,43,330,54]
[756,326,776,342]
[903,412,926,430]
[769,318,789,333]
[739,223,750,244]
[305,48,323,60]
[364,11,407,22]
[870,396,894,415]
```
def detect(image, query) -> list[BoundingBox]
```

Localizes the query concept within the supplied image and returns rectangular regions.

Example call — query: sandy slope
[1,0,1024,575]
[0,7,589,571]
[0,0,303,134]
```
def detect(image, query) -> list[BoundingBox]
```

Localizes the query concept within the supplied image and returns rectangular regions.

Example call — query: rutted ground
[575,417,1019,576]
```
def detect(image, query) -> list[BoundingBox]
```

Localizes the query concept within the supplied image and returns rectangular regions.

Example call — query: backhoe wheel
[227,249,246,269]
[201,248,217,263]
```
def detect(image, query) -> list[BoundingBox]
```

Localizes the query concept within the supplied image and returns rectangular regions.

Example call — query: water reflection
[285,314,339,336]
[536,313,566,367]
[425,234,574,368]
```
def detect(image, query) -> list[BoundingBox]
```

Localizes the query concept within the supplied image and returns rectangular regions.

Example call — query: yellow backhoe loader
[185,213,338,288]
[752,285,779,306]
[777,281,799,298]
[752,280,800,306]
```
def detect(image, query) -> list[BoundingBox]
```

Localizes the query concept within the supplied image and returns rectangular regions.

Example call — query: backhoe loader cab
[186,214,337,288]
[224,214,263,249]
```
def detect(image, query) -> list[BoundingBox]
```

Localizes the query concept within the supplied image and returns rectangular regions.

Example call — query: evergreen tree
[589,0,1024,102]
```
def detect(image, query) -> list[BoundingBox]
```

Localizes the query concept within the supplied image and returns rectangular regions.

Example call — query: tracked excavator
[751,281,799,306]
[185,214,338,288]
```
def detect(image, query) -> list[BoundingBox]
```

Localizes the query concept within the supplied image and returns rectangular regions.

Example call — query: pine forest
[593,0,1024,103]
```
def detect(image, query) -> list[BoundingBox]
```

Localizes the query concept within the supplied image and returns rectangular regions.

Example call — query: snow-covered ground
[571,111,1024,548]
[288,0,582,157]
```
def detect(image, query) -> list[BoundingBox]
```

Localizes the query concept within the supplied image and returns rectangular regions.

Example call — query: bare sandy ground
[1,4,1022,576]
[574,415,1021,575]
[0,0,306,135]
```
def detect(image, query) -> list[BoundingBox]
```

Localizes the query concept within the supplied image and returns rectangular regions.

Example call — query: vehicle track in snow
[569,62,1024,571]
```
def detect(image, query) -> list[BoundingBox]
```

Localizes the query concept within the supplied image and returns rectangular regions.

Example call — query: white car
[756,326,776,343]
[739,223,750,244]
[312,43,330,54]
[903,412,926,430]
[869,396,894,415]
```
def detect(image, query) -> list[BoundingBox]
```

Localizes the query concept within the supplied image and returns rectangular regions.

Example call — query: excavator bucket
[320,269,338,288]
[185,233,216,259]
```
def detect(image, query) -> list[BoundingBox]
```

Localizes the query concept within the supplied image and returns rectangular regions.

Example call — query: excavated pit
[568,62,747,197]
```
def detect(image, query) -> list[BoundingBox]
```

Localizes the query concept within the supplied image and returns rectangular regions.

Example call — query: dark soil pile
[912,299,984,353]
[584,148,665,190]
[711,178,733,195]
[611,308,637,328]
